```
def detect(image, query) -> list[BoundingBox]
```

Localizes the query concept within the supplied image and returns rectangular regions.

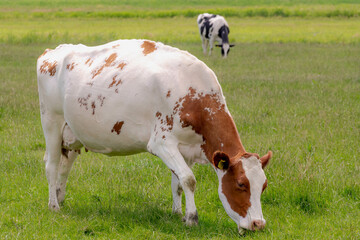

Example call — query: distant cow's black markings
[200,15,217,39]
[218,25,230,44]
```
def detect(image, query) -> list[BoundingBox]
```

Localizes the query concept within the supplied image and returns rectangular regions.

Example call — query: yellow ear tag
[218,159,226,169]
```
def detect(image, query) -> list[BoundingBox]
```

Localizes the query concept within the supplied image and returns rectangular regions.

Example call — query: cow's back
[37,40,223,155]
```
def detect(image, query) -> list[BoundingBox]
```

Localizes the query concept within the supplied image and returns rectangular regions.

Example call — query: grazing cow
[37,39,272,233]
[197,13,235,58]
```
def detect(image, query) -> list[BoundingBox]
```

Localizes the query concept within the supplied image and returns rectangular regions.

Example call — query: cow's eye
[237,183,246,188]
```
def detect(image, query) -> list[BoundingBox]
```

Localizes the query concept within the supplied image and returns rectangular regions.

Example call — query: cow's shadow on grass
[61,191,242,238]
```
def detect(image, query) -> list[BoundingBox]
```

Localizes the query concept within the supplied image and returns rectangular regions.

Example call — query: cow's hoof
[172,208,182,216]
[238,228,246,235]
[182,211,198,226]
[48,202,60,211]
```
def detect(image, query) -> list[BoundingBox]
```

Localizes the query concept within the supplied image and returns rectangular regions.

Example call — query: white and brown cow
[197,13,235,58]
[37,39,272,233]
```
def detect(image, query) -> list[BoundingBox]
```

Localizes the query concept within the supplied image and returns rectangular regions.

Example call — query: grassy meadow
[1,0,360,239]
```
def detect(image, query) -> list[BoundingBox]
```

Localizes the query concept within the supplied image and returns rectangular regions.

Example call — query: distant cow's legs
[56,150,79,204]
[41,116,63,211]
[148,140,198,226]
[171,171,183,215]
[208,38,215,56]
[201,38,209,55]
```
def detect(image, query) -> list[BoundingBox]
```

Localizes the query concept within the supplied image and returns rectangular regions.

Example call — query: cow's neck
[200,110,246,163]
[178,88,246,164]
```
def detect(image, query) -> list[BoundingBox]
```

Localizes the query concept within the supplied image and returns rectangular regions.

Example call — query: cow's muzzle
[238,219,266,235]
[250,219,266,231]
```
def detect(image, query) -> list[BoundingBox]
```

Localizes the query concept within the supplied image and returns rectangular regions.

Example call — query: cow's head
[213,150,272,233]
[216,43,235,58]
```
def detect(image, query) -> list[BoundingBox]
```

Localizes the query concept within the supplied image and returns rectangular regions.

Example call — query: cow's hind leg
[56,150,79,204]
[41,117,63,211]
[148,140,198,226]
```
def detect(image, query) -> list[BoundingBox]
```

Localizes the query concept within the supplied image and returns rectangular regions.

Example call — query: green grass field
[0,0,359,239]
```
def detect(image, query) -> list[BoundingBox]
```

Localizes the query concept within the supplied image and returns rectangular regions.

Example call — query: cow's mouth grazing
[238,227,246,235]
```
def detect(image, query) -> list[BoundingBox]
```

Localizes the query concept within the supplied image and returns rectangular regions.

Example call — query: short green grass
[1,41,359,239]
[1,0,360,10]
[1,1,360,239]
[0,17,359,45]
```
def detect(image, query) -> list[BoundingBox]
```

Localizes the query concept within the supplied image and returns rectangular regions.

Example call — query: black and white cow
[197,13,235,58]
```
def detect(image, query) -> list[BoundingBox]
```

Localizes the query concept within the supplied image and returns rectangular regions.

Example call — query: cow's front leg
[171,171,183,215]
[56,150,79,204]
[148,140,198,226]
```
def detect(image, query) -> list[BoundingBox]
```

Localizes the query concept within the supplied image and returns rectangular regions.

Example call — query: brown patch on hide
[66,62,76,71]
[91,95,105,114]
[117,62,127,70]
[91,101,96,115]
[111,121,124,135]
[166,90,171,98]
[221,160,251,218]
[78,94,104,114]
[78,94,92,110]
[38,48,51,59]
[97,95,105,106]
[108,77,116,88]
[242,152,260,159]
[166,115,174,131]
[156,112,162,119]
[40,60,57,76]
[91,53,117,78]
[156,111,173,133]
[262,179,268,193]
[85,58,93,66]
[108,75,122,88]
[141,41,156,56]
[173,87,246,161]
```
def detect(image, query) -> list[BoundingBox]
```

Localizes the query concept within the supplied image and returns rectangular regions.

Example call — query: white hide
[37,39,225,156]
[241,156,267,227]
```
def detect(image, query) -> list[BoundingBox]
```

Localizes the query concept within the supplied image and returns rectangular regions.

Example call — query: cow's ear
[213,151,230,170]
[229,44,235,47]
[260,151,272,169]
[215,44,222,47]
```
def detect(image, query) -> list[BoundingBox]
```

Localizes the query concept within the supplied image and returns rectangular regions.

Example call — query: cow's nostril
[251,220,265,230]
